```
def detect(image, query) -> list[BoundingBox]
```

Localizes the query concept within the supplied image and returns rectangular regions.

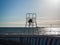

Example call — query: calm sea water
[0,27,39,34]
[0,27,60,45]
[0,27,39,42]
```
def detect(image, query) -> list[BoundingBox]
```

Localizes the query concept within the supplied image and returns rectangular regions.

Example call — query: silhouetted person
[28,19,33,26]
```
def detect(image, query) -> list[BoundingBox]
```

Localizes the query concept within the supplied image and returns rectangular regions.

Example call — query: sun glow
[49,0,59,4]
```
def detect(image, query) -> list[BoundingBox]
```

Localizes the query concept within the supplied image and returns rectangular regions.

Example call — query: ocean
[0,27,60,45]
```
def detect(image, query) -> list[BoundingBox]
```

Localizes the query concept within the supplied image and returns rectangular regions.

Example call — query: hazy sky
[0,0,60,27]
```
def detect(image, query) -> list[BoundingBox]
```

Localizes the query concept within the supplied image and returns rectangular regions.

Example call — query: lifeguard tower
[25,13,37,27]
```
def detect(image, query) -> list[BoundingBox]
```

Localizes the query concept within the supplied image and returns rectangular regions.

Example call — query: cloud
[0,21,25,27]
[0,20,60,27]
[37,19,60,25]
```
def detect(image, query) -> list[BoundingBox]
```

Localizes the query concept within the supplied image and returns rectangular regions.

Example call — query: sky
[0,0,60,27]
